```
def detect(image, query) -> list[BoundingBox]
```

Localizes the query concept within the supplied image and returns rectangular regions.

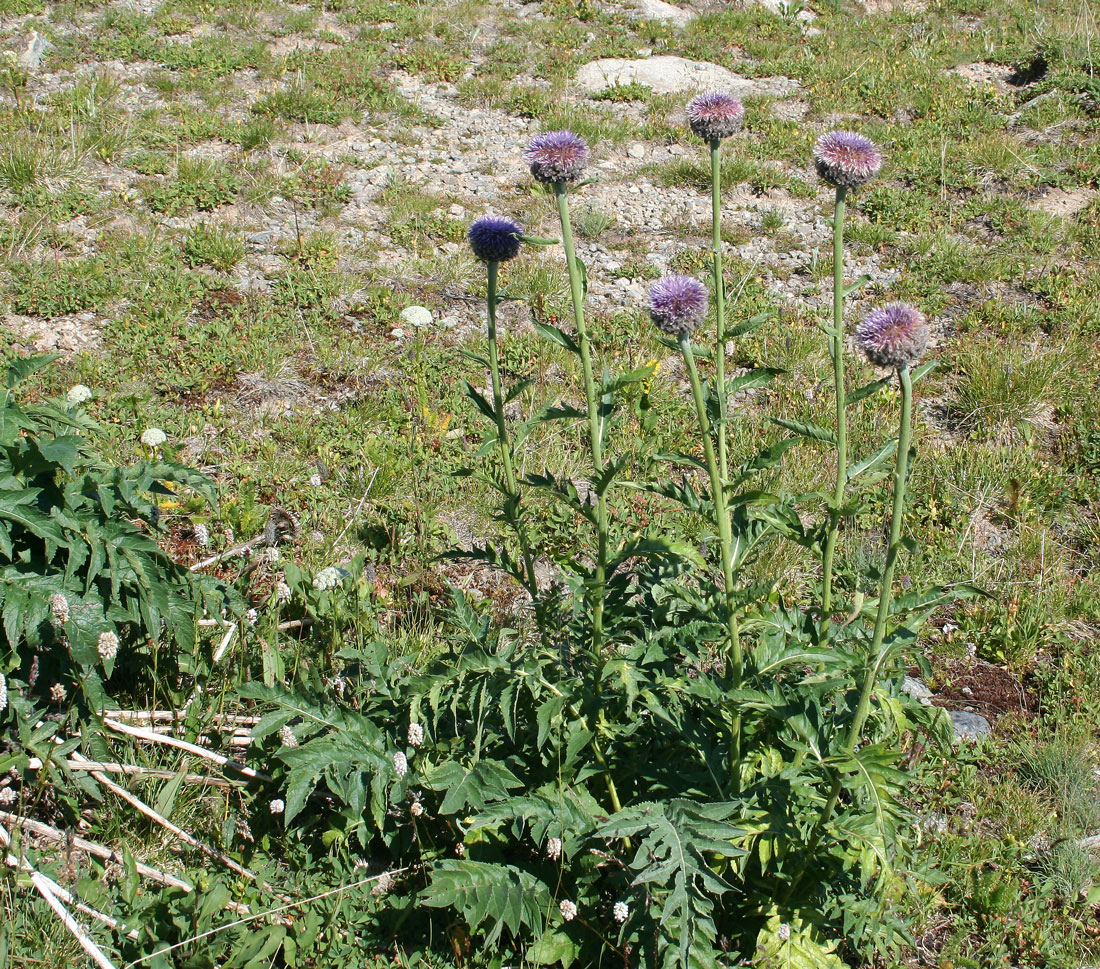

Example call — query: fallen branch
[26,757,232,788]
[1,820,121,968]
[105,711,262,727]
[69,752,262,885]
[101,718,270,783]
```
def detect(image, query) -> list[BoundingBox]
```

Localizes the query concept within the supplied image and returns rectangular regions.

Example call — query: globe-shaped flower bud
[855,303,928,369]
[685,92,745,142]
[648,276,709,337]
[813,130,883,189]
[467,216,523,263]
[524,130,590,184]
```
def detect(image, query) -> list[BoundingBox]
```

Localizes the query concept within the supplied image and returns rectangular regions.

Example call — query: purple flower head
[855,303,928,369]
[468,216,523,263]
[648,276,709,337]
[686,92,745,142]
[524,130,590,184]
[813,130,883,189]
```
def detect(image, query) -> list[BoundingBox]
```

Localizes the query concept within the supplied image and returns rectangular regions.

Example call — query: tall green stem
[786,365,914,900]
[554,184,607,655]
[679,334,743,790]
[486,261,538,607]
[821,184,849,623]
[709,140,729,477]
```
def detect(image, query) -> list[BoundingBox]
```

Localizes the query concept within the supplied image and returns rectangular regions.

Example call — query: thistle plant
[524,130,610,651]
[686,92,745,475]
[649,275,744,783]
[813,130,883,621]
[466,215,539,611]
[790,302,930,895]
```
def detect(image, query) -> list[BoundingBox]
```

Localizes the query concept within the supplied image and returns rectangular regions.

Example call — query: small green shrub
[143,157,240,215]
[182,221,246,271]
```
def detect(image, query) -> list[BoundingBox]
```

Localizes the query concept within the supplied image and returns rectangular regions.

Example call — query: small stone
[449,203,466,216]
[901,676,934,704]
[948,710,992,743]
[628,143,646,159]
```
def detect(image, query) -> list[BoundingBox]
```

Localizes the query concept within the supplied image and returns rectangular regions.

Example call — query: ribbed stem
[554,184,607,655]
[679,334,743,791]
[821,184,849,624]
[710,140,729,477]
[486,261,538,606]
[787,365,914,901]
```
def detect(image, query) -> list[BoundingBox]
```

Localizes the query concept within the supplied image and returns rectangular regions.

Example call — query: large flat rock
[576,56,800,98]
[626,0,695,25]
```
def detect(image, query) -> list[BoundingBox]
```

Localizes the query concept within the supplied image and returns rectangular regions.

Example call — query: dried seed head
[855,303,929,369]
[686,91,745,141]
[813,130,883,189]
[524,130,590,184]
[49,682,66,704]
[648,275,709,337]
[468,216,524,263]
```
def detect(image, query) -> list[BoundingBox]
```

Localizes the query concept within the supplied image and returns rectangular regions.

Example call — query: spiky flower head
[468,216,523,263]
[686,92,745,142]
[193,523,210,548]
[813,130,883,189]
[97,631,119,662]
[50,593,69,625]
[855,303,928,370]
[648,275,709,337]
[524,130,589,184]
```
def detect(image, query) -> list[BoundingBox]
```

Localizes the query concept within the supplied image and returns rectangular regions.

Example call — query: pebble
[948,710,992,743]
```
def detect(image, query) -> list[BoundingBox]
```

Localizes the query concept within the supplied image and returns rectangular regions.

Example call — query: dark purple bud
[855,303,928,369]
[685,92,745,142]
[468,215,523,263]
[524,130,590,184]
[813,130,883,189]
[648,276,709,337]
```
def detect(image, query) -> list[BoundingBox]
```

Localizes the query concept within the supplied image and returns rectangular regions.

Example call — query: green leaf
[726,312,772,338]
[841,273,872,299]
[533,322,579,354]
[527,931,577,967]
[422,861,552,947]
[846,375,891,405]
[771,418,836,445]
[846,439,896,483]
[464,381,498,423]
[754,911,847,968]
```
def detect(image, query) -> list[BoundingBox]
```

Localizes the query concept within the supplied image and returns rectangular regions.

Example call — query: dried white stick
[0,810,194,891]
[69,752,260,883]
[0,820,120,969]
[101,718,270,783]
[105,711,262,727]
[26,758,232,788]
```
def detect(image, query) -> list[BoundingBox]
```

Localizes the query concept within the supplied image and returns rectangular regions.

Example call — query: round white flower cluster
[140,428,167,447]
[97,631,119,661]
[407,723,424,747]
[613,901,629,923]
[279,725,298,748]
[269,799,285,815]
[66,384,93,405]
[49,682,66,704]
[245,608,258,626]
[393,752,408,777]
[313,566,341,591]
[275,581,292,603]
[559,900,577,922]
[193,523,210,548]
[0,787,14,806]
[546,837,562,861]
[0,673,7,713]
